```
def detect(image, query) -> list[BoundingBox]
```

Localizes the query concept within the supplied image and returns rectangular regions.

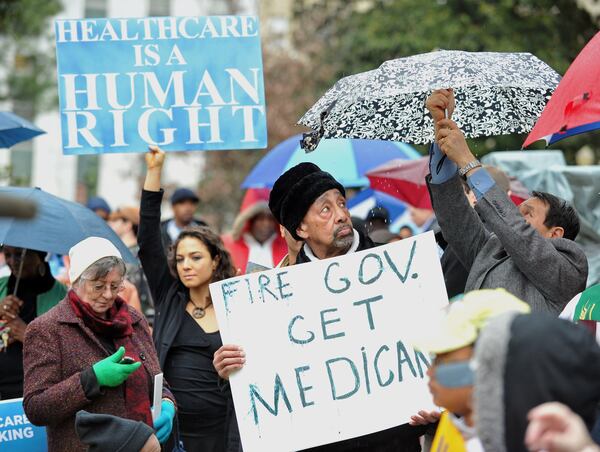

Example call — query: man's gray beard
[332,231,354,250]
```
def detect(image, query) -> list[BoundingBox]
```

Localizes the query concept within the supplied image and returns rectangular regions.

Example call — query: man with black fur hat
[268,162,375,263]
[215,162,434,451]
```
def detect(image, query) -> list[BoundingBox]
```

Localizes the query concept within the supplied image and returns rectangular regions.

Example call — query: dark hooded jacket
[474,312,600,452]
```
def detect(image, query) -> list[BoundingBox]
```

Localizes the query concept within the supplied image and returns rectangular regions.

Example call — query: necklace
[189,297,212,319]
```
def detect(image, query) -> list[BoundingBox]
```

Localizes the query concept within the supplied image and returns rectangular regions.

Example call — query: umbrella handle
[434,108,452,174]
[12,248,26,297]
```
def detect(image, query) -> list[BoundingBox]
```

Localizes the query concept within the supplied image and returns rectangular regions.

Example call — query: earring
[38,263,46,277]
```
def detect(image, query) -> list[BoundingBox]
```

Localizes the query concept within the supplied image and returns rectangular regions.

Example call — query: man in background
[86,196,111,221]
[222,192,287,274]
[160,188,207,251]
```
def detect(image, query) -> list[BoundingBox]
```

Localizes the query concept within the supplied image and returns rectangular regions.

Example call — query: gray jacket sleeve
[475,183,588,307]
[428,174,492,270]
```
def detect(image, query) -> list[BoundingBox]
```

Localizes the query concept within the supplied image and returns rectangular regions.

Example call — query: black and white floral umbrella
[299,50,561,150]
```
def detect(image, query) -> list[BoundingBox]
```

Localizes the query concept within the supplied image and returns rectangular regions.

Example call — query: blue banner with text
[55,16,267,155]
[0,398,47,451]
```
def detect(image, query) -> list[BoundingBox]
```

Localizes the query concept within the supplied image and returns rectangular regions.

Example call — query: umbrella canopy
[241,134,421,189]
[299,50,560,150]
[524,32,600,147]
[347,188,409,224]
[0,111,45,148]
[0,186,135,262]
[367,157,432,209]
[367,157,530,209]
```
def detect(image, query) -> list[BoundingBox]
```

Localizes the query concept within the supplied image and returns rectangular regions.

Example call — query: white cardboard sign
[210,231,448,451]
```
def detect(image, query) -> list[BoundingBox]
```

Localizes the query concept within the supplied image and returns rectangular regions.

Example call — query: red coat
[223,233,288,274]
[222,200,287,274]
[22,298,174,452]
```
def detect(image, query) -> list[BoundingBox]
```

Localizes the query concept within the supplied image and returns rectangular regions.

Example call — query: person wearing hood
[222,189,287,274]
[214,162,436,452]
[75,410,160,452]
[475,308,600,451]
[418,289,531,450]
[0,246,67,400]
[421,289,600,452]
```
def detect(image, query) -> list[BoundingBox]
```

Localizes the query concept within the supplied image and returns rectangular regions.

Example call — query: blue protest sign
[55,16,267,155]
[0,398,47,451]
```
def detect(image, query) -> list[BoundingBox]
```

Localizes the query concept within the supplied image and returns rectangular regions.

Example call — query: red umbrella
[508,177,529,205]
[366,157,432,209]
[367,157,529,208]
[524,32,600,147]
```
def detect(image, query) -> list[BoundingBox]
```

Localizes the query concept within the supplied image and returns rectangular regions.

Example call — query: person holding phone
[138,146,239,452]
[22,236,176,452]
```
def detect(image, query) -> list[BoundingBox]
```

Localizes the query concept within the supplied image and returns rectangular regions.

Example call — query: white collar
[303,229,360,261]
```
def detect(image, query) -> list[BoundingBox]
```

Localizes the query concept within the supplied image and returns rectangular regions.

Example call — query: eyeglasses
[88,280,125,295]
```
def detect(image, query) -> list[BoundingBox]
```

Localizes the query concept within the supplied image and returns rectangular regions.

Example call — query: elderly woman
[139,146,239,451]
[0,246,66,400]
[22,237,176,452]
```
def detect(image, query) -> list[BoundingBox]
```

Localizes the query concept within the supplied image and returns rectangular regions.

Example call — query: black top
[165,313,228,421]
[0,266,54,399]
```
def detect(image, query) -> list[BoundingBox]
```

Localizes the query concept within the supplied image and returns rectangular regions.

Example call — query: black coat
[138,189,240,452]
[295,229,429,452]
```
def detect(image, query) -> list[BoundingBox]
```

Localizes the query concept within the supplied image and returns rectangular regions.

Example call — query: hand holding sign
[145,145,166,170]
[409,409,441,426]
[144,146,165,192]
[213,344,245,380]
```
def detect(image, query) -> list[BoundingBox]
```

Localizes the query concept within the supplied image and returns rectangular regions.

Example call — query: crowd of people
[0,89,598,452]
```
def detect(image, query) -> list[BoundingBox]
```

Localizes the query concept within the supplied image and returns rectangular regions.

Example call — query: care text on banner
[0,398,47,451]
[54,16,266,155]
[210,231,448,452]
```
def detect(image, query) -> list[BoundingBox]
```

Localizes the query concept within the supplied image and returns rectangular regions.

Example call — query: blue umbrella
[0,186,135,262]
[347,188,413,229]
[0,112,45,148]
[242,134,421,188]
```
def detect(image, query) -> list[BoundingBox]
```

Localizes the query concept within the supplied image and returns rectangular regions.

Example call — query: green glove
[92,346,142,387]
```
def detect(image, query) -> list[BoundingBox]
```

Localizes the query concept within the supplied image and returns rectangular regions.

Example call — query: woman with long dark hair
[138,146,238,451]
